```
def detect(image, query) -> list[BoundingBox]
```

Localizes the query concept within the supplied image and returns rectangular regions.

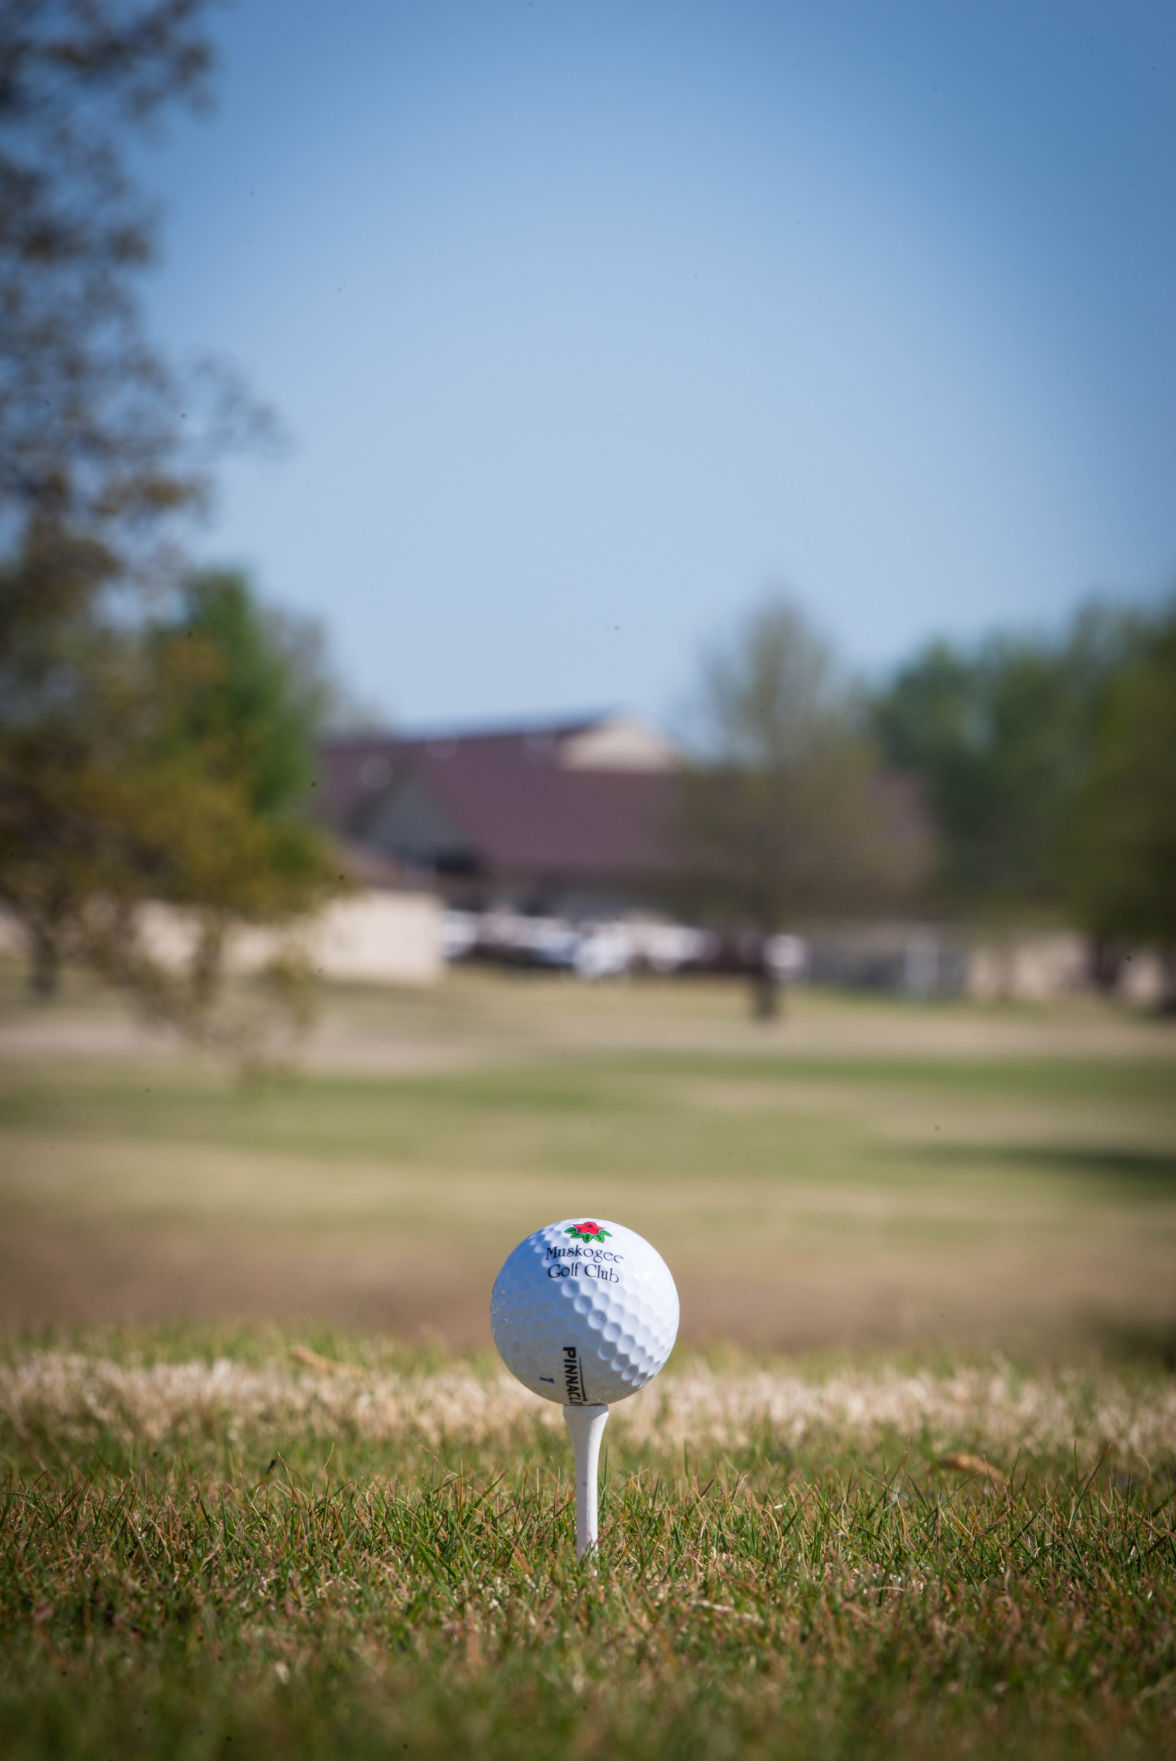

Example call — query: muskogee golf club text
[546,1244,623,1282]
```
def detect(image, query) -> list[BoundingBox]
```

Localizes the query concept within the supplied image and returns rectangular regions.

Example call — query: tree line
[872,599,1176,982]
[677,592,1176,1014]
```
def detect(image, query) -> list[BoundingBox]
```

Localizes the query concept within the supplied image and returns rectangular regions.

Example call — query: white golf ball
[491,1218,679,1406]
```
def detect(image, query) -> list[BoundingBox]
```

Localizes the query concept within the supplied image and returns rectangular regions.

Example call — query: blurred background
[1,0,1173,1359]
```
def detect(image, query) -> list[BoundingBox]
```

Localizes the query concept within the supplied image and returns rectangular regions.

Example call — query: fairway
[1,966,1174,1354]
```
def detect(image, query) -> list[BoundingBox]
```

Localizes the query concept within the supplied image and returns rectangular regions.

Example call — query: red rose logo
[565,1221,611,1242]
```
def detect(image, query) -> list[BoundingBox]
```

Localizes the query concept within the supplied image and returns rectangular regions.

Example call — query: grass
[2,1336,1175,1759]
[1,964,1174,1351]
[1,965,1175,1753]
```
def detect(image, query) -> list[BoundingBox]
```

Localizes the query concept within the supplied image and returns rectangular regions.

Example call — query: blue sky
[142,0,1176,727]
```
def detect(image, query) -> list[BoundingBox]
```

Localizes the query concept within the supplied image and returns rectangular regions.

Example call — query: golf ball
[491,1218,679,1406]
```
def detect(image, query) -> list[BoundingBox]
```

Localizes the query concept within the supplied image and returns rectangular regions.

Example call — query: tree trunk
[1158,949,1176,1016]
[1087,934,1124,994]
[28,920,61,1000]
[190,915,227,1015]
[751,960,783,1021]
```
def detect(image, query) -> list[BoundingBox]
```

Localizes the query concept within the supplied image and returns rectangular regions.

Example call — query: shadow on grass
[910,1140,1176,1194]
[1085,1314,1176,1369]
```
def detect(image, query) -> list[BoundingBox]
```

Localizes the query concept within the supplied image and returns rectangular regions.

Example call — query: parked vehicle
[441,909,807,983]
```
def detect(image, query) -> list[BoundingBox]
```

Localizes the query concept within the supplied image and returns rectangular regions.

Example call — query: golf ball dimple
[491,1218,679,1406]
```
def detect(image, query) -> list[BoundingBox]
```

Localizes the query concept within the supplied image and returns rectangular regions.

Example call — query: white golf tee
[563,1403,609,1560]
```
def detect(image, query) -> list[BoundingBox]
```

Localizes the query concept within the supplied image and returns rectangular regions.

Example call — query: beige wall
[307,891,442,985]
[128,891,444,987]
[965,933,1087,1002]
[1119,950,1167,1007]
[560,716,677,771]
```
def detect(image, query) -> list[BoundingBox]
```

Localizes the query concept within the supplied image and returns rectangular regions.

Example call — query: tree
[1067,600,1176,1009]
[675,596,926,1019]
[0,550,337,1057]
[0,6,332,1063]
[872,605,1138,919]
[0,0,263,563]
[155,570,332,818]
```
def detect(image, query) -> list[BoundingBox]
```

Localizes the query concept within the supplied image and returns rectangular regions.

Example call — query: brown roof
[315,736,396,830]
[317,719,681,885]
[332,839,436,893]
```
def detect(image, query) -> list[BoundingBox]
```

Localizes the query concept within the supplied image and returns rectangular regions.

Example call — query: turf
[2,1338,1174,1760]
[2,969,1175,1753]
